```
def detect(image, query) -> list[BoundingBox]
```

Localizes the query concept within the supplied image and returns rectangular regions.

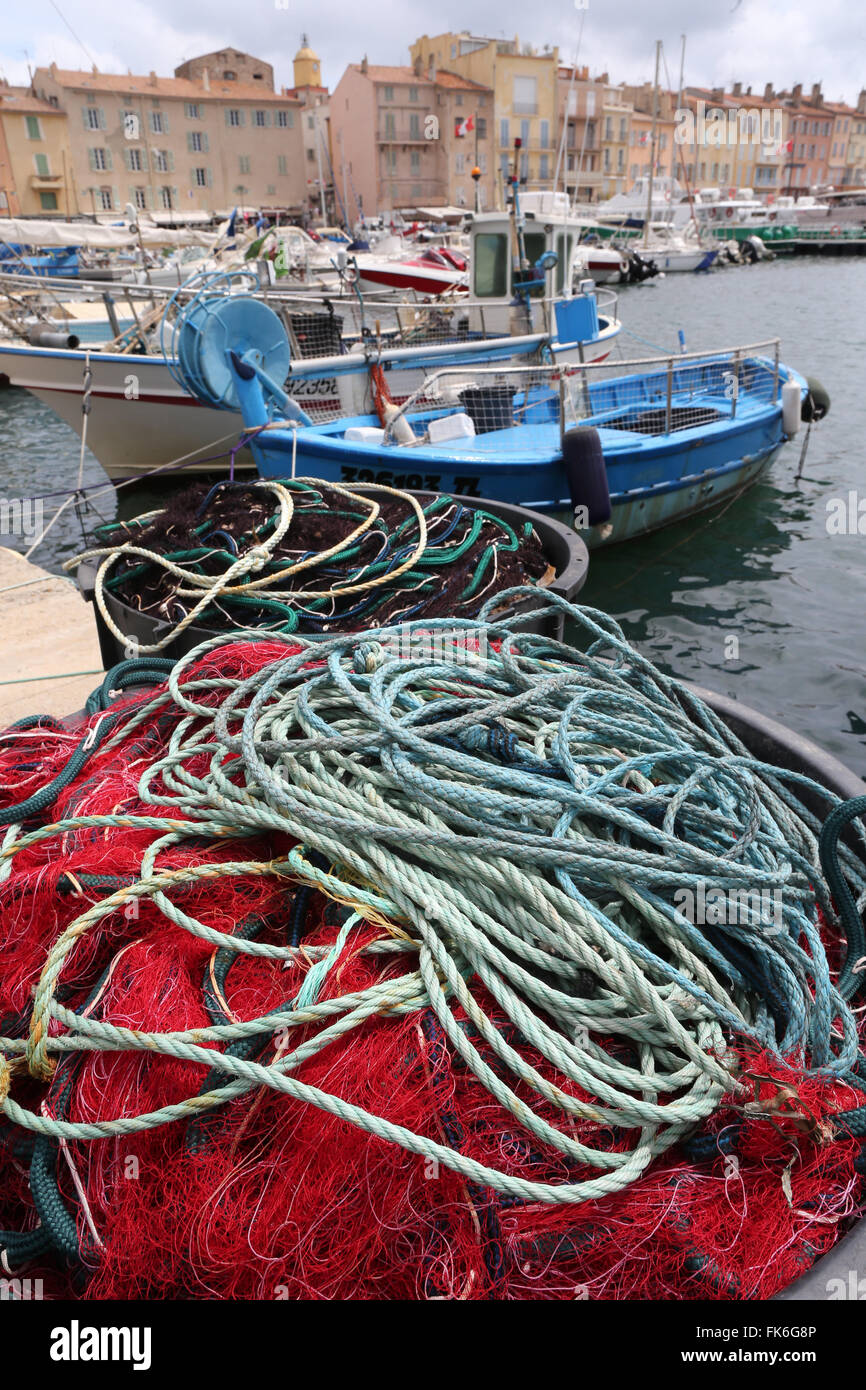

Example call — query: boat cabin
[466,195,603,336]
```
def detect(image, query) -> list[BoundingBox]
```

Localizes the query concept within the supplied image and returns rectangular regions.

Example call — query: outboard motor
[627,251,659,283]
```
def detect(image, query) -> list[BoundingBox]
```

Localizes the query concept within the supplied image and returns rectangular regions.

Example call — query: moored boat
[193,295,818,549]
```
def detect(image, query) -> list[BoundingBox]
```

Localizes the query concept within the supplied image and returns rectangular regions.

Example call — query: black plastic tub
[78,492,590,669]
[691,683,865,1302]
[459,385,516,434]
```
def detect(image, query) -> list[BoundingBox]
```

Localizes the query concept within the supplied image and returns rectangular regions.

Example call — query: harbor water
[1,254,864,773]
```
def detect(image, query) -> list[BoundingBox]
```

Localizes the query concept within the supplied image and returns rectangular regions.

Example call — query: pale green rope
[2,588,864,1206]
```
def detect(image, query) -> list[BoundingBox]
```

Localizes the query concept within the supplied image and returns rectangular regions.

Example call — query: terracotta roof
[685,87,784,110]
[0,91,63,116]
[434,69,492,92]
[33,66,301,104]
[350,64,435,85]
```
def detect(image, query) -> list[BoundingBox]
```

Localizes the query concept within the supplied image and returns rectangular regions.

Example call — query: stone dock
[0,546,102,726]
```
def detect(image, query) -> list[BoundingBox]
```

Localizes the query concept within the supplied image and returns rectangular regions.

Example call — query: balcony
[512,102,538,115]
[29,173,64,189]
[378,129,429,145]
[377,177,446,199]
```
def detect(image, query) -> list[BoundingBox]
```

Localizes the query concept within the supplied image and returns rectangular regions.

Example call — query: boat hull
[0,322,619,481]
[252,411,790,549]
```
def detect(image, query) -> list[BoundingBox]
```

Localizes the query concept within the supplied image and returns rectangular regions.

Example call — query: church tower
[293,35,322,89]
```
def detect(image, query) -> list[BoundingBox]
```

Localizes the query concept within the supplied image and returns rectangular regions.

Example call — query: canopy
[0,218,217,250]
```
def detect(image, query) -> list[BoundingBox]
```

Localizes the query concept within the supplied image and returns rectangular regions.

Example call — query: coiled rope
[1,589,865,1210]
[65,479,548,652]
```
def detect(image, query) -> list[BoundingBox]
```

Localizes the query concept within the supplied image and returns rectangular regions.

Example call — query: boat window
[522,230,547,297]
[473,232,508,296]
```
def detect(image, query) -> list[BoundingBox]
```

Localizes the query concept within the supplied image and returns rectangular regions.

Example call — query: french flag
[455,114,475,137]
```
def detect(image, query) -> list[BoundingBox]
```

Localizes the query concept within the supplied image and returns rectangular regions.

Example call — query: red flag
[455,114,475,138]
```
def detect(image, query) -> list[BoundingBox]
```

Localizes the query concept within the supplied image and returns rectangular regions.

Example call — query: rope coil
[0,591,863,1224]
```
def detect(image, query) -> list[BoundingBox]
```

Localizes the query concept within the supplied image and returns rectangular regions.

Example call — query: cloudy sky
[1,0,863,105]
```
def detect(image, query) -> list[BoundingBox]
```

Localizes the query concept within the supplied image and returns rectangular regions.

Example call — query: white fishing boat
[0,277,621,480]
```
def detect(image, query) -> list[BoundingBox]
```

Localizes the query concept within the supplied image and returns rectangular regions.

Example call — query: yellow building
[409,32,558,203]
[0,82,74,216]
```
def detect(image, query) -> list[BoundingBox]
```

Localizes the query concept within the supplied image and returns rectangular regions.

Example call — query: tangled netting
[65,477,549,652]
[2,588,866,1301]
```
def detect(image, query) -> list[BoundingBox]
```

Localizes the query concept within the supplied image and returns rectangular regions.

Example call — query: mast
[643,39,661,246]
[315,115,327,223]
[676,35,686,184]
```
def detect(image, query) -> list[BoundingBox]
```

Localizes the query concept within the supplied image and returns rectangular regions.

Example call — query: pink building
[779,84,833,192]
[330,59,493,217]
[556,66,607,202]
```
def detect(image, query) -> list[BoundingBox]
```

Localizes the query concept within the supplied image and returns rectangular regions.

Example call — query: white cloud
[1,0,862,103]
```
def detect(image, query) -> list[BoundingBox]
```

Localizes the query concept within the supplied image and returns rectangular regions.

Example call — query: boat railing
[267,289,619,360]
[385,339,785,443]
[0,269,617,359]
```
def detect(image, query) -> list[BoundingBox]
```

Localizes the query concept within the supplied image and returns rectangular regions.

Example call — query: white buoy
[782,378,801,437]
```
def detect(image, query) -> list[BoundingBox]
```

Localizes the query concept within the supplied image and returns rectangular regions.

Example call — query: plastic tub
[78,492,590,668]
[689,683,865,1302]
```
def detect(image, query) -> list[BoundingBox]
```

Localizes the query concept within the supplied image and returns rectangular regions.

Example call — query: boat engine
[626,250,659,283]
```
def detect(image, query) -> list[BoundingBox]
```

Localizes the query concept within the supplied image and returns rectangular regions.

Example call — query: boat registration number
[339,465,481,496]
[285,376,338,397]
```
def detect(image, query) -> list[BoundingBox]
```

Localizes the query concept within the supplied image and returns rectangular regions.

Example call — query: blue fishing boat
[168,292,825,548]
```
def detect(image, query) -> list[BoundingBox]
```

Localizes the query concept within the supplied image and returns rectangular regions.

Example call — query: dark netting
[78,479,551,635]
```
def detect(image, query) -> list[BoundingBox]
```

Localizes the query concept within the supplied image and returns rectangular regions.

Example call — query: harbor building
[620,83,677,189]
[598,83,634,197]
[329,59,494,218]
[408,32,559,203]
[0,81,74,216]
[284,37,335,222]
[555,66,606,204]
[846,92,866,187]
[29,58,307,219]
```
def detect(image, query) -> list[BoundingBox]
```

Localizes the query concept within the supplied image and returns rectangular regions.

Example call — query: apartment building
[409,32,558,200]
[0,81,74,215]
[846,92,866,186]
[778,84,833,192]
[329,60,494,216]
[31,58,306,217]
[599,85,633,196]
[620,84,676,188]
[678,86,787,195]
[825,101,855,186]
[555,66,606,202]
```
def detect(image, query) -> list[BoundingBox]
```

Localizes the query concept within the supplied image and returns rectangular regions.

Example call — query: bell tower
[293,35,322,89]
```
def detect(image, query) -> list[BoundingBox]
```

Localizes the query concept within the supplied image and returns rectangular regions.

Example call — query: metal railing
[384,339,785,443]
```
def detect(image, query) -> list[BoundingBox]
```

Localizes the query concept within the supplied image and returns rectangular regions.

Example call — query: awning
[0,217,218,249]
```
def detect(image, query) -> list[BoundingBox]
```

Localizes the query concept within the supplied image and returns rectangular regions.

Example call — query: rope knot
[247,545,270,573]
[353,641,384,675]
[459,721,519,762]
